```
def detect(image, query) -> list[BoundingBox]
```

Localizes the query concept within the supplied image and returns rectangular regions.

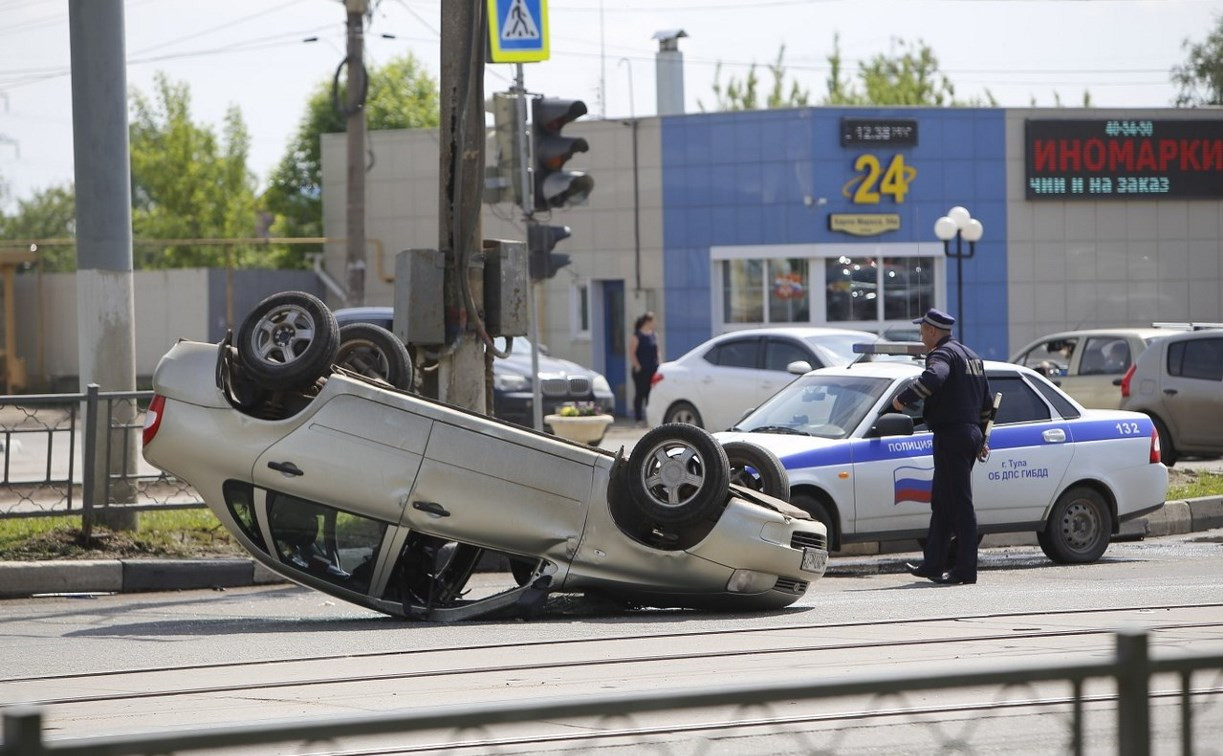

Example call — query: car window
[739,374,891,439]
[267,492,387,595]
[1018,338,1077,378]
[988,375,1051,424]
[764,338,813,371]
[1169,337,1223,381]
[1081,337,1131,375]
[1025,374,1082,419]
[705,338,759,368]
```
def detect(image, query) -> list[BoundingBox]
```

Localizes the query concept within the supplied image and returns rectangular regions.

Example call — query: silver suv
[1121,327,1223,465]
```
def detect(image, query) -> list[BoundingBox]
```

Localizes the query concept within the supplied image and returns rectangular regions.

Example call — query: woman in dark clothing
[629,312,659,426]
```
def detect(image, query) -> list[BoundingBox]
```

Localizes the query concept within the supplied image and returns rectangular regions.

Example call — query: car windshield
[804,333,878,367]
[734,374,893,439]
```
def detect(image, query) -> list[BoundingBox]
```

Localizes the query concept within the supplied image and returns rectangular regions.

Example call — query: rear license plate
[801,547,827,574]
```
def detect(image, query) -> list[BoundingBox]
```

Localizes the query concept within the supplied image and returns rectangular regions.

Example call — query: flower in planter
[558,402,605,417]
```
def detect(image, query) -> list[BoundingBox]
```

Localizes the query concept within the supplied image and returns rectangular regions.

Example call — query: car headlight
[726,569,777,593]
[593,375,611,393]
[494,373,531,392]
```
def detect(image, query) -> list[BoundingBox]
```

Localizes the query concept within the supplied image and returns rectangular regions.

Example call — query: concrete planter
[544,414,614,445]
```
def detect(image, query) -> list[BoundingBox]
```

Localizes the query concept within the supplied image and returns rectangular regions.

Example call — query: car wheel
[237,291,339,391]
[627,423,730,527]
[663,401,704,428]
[723,441,790,501]
[335,323,414,390]
[1039,486,1112,564]
[792,492,837,548]
[1150,415,1178,466]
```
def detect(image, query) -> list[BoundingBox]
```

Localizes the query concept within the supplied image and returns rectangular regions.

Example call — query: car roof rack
[1151,322,1223,331]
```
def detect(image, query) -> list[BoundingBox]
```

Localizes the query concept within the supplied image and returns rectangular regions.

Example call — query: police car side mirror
[870,413,914,438]
[786,360,813,375]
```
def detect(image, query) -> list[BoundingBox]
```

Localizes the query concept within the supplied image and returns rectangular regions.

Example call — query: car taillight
[143,394,166,447]
[1149,426,1161,465]
[1120,364,1136,398]
[650,372,664,386]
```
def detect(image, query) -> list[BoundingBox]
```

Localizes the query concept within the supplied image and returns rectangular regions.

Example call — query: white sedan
[646,326,877,431]
[142,292,828,621]
[714,346,1168,564]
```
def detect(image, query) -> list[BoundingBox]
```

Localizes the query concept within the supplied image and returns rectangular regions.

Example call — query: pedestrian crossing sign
[487,0,549,63]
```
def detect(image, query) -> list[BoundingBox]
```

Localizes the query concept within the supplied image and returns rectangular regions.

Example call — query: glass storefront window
[825,256,878,322]
[721,259,764,323]
[768,258,809,323]
[882,256,934,321]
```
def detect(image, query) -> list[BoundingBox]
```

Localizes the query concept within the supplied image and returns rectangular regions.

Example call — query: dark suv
[333,307,615,430]
[1121,326,1223,465]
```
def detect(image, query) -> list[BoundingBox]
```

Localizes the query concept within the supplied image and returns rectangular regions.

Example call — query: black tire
[335,323,415,390]
[723,441,790,501]
[792,492,837,548]
[663,401,704,428]
[627,423,730,527]
[1039,486,1112,564]
[237,291,339,391]
[1150,415,1178,466]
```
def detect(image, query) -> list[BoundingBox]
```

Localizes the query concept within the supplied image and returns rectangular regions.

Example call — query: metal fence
[0,386,202,522]
[1,630,1221,755]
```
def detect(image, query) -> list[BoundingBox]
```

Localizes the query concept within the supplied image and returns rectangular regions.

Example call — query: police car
[714,343,1169,564]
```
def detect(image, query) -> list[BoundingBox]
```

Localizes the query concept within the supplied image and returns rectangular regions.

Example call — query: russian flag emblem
[893,465,934,506]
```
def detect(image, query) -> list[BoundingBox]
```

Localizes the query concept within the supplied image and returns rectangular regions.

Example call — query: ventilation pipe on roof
[653,29,687,116]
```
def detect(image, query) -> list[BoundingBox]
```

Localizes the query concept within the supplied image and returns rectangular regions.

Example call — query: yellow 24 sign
[841,154,917,204]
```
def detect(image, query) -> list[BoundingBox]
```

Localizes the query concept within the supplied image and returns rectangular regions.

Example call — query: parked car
[333,306,615,436]
[713,343,1168,564]
[646,327,877,431]
[1121,327,1223,466]
[1010,328,1172,409]
[142,292,828,621]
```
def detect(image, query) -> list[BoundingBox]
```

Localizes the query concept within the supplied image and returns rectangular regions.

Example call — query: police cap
[912,308,955,330]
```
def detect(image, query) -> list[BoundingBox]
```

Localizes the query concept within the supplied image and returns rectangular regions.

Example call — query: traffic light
[531,97,594,211]
[528,222,572,280]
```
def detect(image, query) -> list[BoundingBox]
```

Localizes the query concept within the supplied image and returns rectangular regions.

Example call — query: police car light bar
[853,341,927,356]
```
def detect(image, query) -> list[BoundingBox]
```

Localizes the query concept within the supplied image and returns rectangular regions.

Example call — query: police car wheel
[1039,486,1111,564]
[723,441,790,501]
[627,423,730,527]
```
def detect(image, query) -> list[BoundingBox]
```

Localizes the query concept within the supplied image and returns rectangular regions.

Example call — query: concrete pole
[435,0,487,412]
[345,0,367,306]
[68,0,138,529]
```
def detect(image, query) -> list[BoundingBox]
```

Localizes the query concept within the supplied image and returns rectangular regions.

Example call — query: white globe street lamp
[933,206,984,337]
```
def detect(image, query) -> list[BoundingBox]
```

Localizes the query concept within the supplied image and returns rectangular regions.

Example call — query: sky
[0,0,1220,214]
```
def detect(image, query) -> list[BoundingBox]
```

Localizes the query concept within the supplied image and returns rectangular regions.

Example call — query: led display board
[1025,119,1223,199]
[841,118,918,147]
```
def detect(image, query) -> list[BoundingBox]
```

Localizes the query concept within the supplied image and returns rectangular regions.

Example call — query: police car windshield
[734,374,892,439]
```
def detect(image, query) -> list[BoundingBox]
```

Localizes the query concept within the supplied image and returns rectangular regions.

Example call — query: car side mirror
[870,413,914,438]
[787,360,813,375]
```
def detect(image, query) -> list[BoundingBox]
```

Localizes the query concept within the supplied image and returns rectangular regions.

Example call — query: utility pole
[435,0,487,411]
[345,0,367,306]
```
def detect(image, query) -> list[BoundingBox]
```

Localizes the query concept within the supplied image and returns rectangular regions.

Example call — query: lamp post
[933,206,984,336]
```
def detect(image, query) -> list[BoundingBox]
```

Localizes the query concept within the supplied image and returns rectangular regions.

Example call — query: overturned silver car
[142,292,827,621]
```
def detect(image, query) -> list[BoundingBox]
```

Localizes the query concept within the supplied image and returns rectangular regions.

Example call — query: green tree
[261,53,440,257]
[701,46,810,111]
[129,73,260,269]
[822,36,996,107]
[1172,14,1223,106]
[0,184,77,272]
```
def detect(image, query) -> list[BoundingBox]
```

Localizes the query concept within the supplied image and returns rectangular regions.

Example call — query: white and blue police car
[713,343,1168,564]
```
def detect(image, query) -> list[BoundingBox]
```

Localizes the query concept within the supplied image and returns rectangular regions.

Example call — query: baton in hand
[979,392,1002,462]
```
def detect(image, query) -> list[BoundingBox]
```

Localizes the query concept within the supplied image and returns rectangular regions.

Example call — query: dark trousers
[922,423,983,579]
[632,368,655,421]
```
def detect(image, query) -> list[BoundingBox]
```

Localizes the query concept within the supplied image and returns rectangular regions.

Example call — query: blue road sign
[487,0,549,63]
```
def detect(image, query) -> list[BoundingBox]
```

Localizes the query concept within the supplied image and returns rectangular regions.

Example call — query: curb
[2,497,1221,599]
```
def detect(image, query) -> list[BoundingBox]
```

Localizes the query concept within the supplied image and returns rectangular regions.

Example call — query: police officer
[892,308,993,585]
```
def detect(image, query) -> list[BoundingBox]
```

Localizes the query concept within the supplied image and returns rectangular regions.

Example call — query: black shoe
[906,561,941,579]
[932,571,977,585]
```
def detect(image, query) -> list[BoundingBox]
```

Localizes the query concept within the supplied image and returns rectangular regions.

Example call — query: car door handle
[413,500,450,517]
[267,461,303,477]
[1042,429,1067,443]
[1163,388,1178,396]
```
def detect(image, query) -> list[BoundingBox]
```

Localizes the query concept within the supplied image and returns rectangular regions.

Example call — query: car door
[1071,336,1132,409]
[1160,335,1223,450]
[698,337,765,430]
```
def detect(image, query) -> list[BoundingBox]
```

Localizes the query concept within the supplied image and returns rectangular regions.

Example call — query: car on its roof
[333,306,615,436]
[646,326,877,431]
[713,344,1168,564]
[1009,328,1175,409]
[142,292,828,621]
[1121,325,1223,466]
